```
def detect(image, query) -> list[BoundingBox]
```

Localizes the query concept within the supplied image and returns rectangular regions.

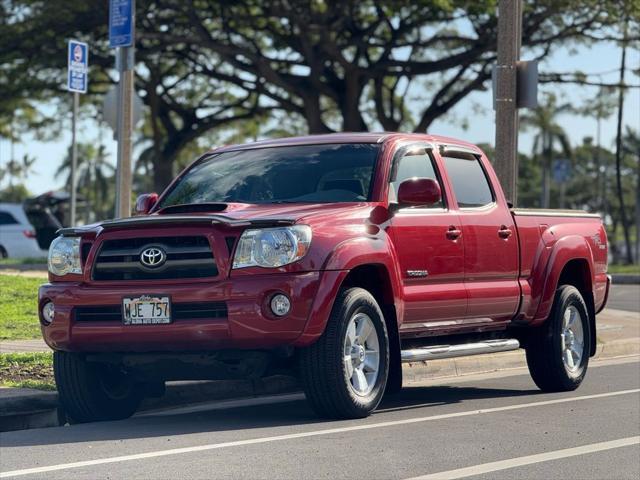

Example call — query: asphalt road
[1,357,638,480]
[608,284,640,313]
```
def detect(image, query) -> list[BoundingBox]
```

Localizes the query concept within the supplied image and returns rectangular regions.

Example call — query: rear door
[387,144,467,330]
[438,149,520,323]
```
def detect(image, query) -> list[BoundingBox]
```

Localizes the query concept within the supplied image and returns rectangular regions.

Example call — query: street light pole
[494,0,522,205]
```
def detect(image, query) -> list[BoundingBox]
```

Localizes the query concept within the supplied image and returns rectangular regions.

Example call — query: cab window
[390,148,444,208]
[441,153,494,208]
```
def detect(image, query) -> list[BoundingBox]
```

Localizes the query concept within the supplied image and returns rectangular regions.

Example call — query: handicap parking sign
[67,40,88,93]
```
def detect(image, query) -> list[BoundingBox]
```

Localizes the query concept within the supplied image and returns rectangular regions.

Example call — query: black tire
[0,245,7,259]
[525,285,591,392]
[299,287,389,419]
[54,351,142,423]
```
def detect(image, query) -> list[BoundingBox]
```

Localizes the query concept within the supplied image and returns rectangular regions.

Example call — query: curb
[1,375,299,433]
[611,274,640,285]
[2,338,638,432]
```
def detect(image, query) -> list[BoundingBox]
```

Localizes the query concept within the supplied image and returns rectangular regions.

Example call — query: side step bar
[401,339,520,363]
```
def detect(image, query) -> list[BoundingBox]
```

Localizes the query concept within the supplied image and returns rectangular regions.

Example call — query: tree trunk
[153,157,174,193]
[614,19,633,264]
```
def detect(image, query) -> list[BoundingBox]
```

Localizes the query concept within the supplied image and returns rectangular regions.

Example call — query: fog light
[270,294,291,317]
[42,301,55,325]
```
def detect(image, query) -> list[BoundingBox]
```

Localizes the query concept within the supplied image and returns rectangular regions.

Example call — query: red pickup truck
[40,133,610,422]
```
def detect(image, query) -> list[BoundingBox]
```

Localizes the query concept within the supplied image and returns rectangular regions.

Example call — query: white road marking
[1,388,638,478]
[406,436,640,480]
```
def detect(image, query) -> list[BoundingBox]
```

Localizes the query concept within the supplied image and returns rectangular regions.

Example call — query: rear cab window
[440,151,494,208]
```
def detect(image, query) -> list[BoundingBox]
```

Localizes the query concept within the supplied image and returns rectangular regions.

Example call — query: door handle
[498,226,513,239]
[446,226,462,240]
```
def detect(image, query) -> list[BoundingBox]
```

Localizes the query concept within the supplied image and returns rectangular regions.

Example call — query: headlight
[232,225,312,269]
[48,236,82,276]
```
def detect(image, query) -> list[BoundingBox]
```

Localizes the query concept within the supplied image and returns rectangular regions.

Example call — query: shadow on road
[1,384,538,448]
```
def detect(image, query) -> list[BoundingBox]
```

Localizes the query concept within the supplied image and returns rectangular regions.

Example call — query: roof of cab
[208,132,482,154]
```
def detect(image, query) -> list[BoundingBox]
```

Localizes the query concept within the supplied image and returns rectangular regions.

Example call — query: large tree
[1,0,637,190]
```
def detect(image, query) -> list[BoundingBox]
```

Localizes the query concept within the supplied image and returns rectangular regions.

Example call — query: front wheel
[525,285,591,392]
[299,288,389,419]
[54,351,142,423]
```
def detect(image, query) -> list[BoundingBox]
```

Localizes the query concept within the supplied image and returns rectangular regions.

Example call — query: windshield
[158,143,380,207]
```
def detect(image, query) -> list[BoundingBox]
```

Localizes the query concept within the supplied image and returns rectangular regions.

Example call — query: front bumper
[39,272,324,352]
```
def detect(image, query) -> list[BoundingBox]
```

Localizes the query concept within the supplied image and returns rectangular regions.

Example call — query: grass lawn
[0,274,43,340]
[0,352,54,390]
[608,264,640,274]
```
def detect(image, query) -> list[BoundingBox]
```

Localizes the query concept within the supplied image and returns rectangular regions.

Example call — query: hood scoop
[157,203,228,214]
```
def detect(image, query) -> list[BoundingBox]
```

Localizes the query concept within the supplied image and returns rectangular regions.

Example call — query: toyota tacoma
[39,133,610,422]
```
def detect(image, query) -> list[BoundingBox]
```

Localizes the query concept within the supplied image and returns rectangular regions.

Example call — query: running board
[401,339,520,363]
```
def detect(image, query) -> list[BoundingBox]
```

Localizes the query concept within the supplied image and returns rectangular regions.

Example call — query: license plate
[122,295,171,325]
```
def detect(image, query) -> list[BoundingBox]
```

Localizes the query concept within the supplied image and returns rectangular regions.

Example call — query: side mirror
[397,178,442,207]
[134,193,158,215]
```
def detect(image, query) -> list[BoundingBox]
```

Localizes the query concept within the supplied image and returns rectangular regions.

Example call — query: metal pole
[494,0,522,205]
[70,92,79,226]
[115,45,134,218]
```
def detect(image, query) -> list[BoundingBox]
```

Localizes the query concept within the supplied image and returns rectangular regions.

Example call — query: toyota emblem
[140,247,166,268]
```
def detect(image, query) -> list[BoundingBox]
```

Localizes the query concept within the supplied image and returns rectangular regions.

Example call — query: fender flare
[532,235,595,325]
[292,235,403,347]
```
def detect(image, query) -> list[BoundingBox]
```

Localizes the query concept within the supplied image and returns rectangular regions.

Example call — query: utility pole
[494,0,522,205]
[109,0,135,218]
[115,46,134,218]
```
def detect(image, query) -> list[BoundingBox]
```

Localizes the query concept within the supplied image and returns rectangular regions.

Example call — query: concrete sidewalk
[0,339,50,354]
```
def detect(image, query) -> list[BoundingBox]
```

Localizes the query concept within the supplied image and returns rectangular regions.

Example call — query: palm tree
[574,87,617,214]
[520,93,573,208]
[56,143,115,221]
[622,127,640,263]
[3,154,36,189]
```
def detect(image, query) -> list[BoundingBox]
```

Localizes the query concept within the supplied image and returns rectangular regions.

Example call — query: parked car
[0,203,51,258]
[39,133,610,423]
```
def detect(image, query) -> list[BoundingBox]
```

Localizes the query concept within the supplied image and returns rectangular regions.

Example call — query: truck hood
[58,202,382,237]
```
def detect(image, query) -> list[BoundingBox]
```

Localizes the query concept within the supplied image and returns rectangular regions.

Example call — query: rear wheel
[525,285,591,392]
[299,288,389,419]
[0,245,7,259]
[54,351,142,423]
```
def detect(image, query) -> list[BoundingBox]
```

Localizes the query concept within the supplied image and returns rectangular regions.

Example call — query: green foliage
[0,184,31,202]
[2,0,636,191]
[0,274,43,340]
[55,140,115,221]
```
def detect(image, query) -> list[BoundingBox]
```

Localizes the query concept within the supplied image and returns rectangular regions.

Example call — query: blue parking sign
[67,40,88,93]
[109,0,134,48]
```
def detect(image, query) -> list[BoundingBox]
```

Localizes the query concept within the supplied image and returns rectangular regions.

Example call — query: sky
[1,39,638,196]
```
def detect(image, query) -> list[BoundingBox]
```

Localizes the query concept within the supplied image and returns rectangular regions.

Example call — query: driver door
[387,145,467,331]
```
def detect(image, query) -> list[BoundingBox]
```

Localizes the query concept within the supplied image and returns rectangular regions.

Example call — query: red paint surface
[40,133,608,353]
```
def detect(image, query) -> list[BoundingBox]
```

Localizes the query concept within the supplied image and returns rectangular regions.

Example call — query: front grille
[92,236,217,281]
[74,302,228,322]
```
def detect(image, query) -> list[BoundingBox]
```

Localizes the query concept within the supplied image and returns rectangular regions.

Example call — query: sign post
[109,0,135,218]
[67,40,88,226]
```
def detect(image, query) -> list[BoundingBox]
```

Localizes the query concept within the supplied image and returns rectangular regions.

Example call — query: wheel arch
[536,255,597,357]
